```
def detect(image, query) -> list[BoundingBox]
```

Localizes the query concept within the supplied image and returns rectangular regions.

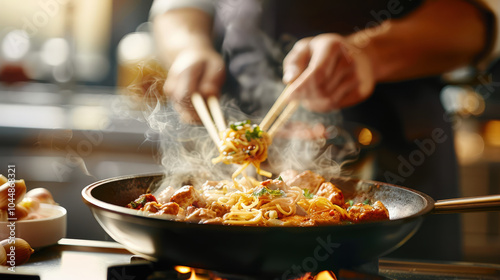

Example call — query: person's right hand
[163,46,225,123]
[282,34,375,112]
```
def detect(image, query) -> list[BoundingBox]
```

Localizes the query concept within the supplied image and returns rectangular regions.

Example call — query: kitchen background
[0,0,499,265]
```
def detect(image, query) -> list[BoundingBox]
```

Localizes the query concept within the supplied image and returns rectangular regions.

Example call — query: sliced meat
[185,208,216,223]
[159,202,180,215]
[170,185,206,209]
[286,170,325,193]
[208,202,230,217]
[142,201,162,213]
[279,170,299,185]
[280,210,342,226]
[186,205,196,216]
[316,182,344,206]
[144,201,180,217]
[156,186,175,204]
[280,215,316,227]
[348,201,389,223]
[261,179,290,192]
[309,210,342,225]
[202,217,224,225]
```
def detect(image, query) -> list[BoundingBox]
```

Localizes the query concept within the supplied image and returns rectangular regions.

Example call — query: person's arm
[354,0,489,82]
[283,0,492,112]
[154,8,214,67]
[153,7,225,122]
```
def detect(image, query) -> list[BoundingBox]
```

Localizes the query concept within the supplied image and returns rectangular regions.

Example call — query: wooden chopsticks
[259,85,299,138]
[191,93,226,146]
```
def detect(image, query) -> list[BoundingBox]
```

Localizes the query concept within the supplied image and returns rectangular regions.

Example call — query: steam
[128,0,359,191]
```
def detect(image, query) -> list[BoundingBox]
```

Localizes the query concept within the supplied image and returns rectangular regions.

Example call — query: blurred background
[0,0,499,264]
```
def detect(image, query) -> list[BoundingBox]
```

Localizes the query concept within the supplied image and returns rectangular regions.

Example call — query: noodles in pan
[127,170,390,226]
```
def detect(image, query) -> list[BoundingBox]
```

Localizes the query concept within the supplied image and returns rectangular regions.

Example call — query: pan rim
[81,172,436,229]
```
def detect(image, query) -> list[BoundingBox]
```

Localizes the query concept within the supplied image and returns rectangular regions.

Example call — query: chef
[149,0,498,261]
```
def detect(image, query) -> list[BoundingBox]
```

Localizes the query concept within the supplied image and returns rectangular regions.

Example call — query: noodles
[212,120,272,180]
[128,170,390,226]
[305,197,348,217]
[223,209,263,225]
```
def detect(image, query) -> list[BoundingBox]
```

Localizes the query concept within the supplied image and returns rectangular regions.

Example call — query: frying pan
[81,173,500,277]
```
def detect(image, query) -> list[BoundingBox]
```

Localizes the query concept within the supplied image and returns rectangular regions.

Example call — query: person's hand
[163,46,225,123]
[282,34,375,112]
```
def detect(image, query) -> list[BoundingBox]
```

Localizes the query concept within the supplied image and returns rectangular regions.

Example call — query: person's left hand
[282,34,375,112]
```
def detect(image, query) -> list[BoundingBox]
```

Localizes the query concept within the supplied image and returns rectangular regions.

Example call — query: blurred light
[1,29,30,61]
[358,127,373,146]
[174,266,191,274]
[315,271,337,280]
[75,52,110,82]
[455,130,484,165]
[442,67,476,82]
[0,104,65,129]
[461,90,485,116]
[117,32,153,62]
[483,120,500,147]
[440,85,485,116]
[53,63,73,83]
[441,85,466,113]
[41,38,70,66]
[71,106,109,130]
[187,270,198,280]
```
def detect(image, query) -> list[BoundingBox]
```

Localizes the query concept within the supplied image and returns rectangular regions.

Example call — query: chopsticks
[191,93,226,146]
[259,85,299,138]
[266,99,299,138]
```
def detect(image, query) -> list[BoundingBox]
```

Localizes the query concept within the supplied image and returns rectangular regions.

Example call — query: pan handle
[433,194,500,214]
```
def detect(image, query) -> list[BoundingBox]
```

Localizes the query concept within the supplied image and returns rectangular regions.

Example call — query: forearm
[349,0,489,83]
[153,8,214,68]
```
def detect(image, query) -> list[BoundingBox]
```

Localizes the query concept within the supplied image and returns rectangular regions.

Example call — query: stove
[1,239,499,280]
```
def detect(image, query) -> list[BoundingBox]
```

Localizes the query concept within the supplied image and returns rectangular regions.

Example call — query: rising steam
[125,0,359,191]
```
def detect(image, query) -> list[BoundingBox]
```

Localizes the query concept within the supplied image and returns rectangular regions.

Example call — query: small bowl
[0,204,67,248]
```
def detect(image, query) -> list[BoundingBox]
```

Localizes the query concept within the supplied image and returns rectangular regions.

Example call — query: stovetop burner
[105,254,500,280]
[106,256,387,280]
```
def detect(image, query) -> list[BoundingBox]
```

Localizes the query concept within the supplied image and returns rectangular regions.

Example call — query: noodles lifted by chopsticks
[212,120,272,179]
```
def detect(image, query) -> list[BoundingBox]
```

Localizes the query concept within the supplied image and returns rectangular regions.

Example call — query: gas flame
[175,265,191,274]
[175,266,337,280]
[188,270,199,280]
[314,271,337,280]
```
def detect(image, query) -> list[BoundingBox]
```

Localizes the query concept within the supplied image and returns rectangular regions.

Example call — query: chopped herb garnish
[230,120,251,131]
[229,120,263,141]
[126,193,157,210]
[303,189,314,199]
[252,187,285,197]
[245,126,263,141]
[245,131,252,141]
[277,175,283,181]
[252,188,267,197]
[128,201,138,209]
[363,199,371,205]
[346,200,354,211]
